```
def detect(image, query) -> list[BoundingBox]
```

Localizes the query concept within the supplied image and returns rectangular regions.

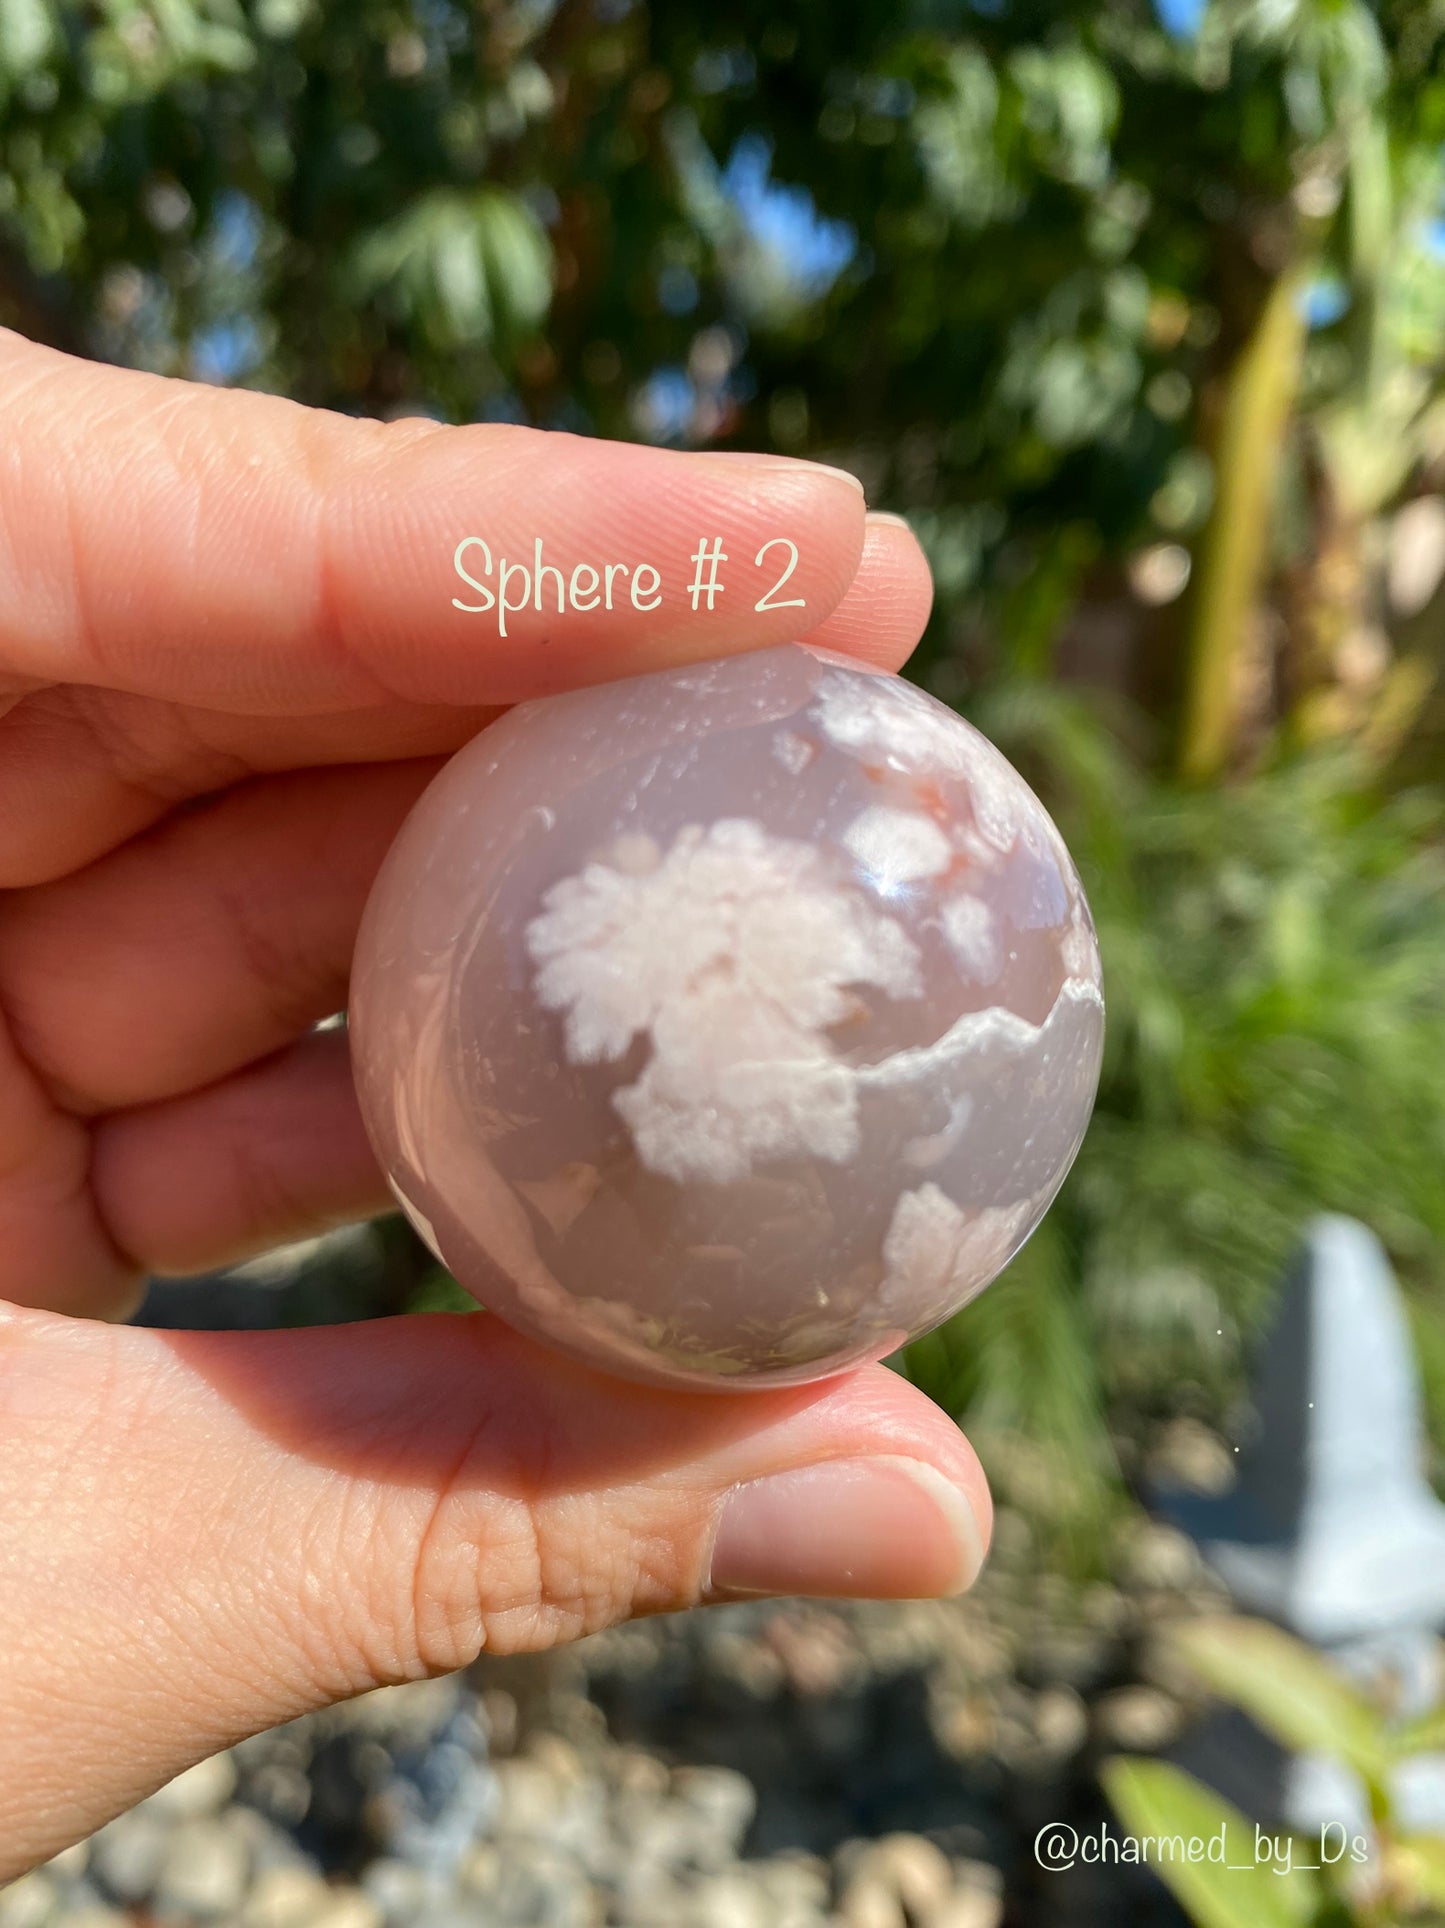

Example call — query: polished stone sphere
[349,644,1104,1390]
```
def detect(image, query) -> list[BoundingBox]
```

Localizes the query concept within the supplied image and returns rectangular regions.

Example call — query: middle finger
[0,759,438,1115]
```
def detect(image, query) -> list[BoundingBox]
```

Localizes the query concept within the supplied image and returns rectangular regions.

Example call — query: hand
[0,329,990,1873]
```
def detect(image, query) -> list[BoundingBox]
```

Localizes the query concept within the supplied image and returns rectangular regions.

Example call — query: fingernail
[868,511,915,531]
[789,458,865,496]
[696,451,865,495]
[707,1455,985,1601]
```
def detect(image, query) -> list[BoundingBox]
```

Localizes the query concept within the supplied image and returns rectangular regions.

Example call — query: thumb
[0,1300,989,1871]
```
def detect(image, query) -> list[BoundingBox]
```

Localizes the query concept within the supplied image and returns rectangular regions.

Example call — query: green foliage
[1106,1617,1445,1925]
[1102,1757,1321,1928]
[403,1269,480,1316]
[348,184,551,350]
[1172,1619,1392,1795]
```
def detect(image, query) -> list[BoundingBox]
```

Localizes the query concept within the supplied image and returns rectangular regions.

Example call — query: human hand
[0,329,990,1872]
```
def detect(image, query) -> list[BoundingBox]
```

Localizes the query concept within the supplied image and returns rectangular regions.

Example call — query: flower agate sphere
[350,644,1104,1390]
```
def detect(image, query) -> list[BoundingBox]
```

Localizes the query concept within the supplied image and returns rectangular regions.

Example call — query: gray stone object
[351,643,1104,1390]
[1165,1215,1445,1835]
[1168,1214,1445,1642]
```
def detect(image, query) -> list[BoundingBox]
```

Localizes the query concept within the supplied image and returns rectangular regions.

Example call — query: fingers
[0,1301,990,1871]
[0,686,501,888]
[0,1028,379,1316]
[0,331,867,714]
[799,512,934,666]
[0,513,930,888]
[91,1028,389,1278]
[0,1004,140,1320]
[0,763,429,1312]
[0,761,438,1113]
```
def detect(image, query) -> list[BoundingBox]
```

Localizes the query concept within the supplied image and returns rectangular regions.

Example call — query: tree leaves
[349,186,552,351]
[0,0,52,83]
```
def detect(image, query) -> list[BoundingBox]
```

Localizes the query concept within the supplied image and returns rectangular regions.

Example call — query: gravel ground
[2,1514,1228,1928]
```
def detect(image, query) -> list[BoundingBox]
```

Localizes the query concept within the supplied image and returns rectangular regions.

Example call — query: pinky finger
[92,1028,388,1280]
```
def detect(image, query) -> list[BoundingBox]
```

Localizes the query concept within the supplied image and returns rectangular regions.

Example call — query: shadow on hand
[151,1306,844,1507]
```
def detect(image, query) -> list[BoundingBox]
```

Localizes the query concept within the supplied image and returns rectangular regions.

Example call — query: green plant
[1104,1615,1445,1926]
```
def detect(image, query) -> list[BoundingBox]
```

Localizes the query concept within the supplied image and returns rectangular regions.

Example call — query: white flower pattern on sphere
[1062,910,1101,981]
[880,1183,1034,1319]
[812,671,977,776]
[812,670,1029,853]
[940,893,1002,981]
[526,818,922,1184]
[843,805,953,886]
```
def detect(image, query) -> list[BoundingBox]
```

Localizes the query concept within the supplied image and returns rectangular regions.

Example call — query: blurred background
[3,2,1445,1924]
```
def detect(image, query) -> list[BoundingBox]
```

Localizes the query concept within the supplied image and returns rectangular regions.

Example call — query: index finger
[0,330,867,715]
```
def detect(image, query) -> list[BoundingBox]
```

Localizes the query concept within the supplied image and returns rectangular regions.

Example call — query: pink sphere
[350,645,1104,1389]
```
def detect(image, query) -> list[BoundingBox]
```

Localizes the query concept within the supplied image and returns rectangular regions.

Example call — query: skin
[0,328,990,1874]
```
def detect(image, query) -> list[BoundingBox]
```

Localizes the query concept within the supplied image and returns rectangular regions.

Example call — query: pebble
[929,1897,1004,1928]
[492,1840,596,1927]
[247,1762,313,1828]
[524,1733,587,1785]
[0,1876,56,1928]
[838,1834,954,1924]
[1120,1521,1205,1592]
[241,1867,332,1928]
[947,1866,1005,1928]
[43,1847,89,1879]
[361,1857,437,1923]
[88,1807,171,1901]
[1025,1624,1113,1691]
[350,1677,464,1747]
[933,1692,997,1759]
[308,1892,384,1928]
[478,1689,519,1755]
[1093,1684,1184,1751]
[1030,1686,1089,1760]
[607,1748,671,1798]
[1148,1417,1238,1497]
[689,1870,780,1928]
[836,1873,906,1928]
[671,1765,757,1851]
[153,1817,250,1919]
[699,1629,787,1698]
[143,1752,239,1822]
[753,1853,830,1912]
[491,1756,561,1837]
[616,1801,712,1873]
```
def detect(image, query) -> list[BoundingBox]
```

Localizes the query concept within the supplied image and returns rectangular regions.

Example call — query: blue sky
[721,133,856,298]
[1155,0,1206,38]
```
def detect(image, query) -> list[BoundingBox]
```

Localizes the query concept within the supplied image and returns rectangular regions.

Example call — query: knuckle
[356,1456,705,1681]
[213,840,348,1042]
[59,686,245,807]
[204,1096,316,1256]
